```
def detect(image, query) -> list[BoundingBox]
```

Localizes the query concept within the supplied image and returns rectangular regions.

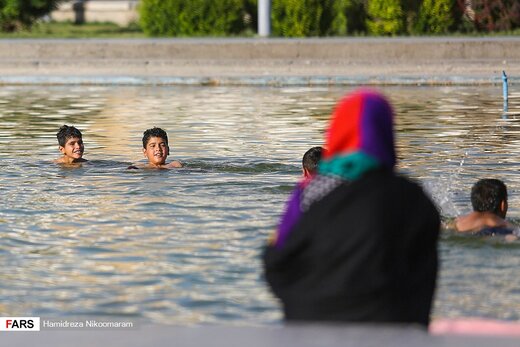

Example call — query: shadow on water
[183,159,296,175]
[441,229,520,249]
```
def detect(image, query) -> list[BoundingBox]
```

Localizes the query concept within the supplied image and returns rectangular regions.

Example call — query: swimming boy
[54,125,87,164]
[455,179,513,234]
[268,146,324,245]
[138,127,182,169]
[302,146,323,178]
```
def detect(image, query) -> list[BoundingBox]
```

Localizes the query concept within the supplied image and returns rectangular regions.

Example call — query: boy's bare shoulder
[455,211,507,233]
[166,160,183,168]
[54,157,88,165]
[128,161,182,169]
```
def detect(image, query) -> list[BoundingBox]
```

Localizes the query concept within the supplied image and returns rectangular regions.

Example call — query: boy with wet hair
[54,125,87,164]
[302,146,323,178]
[139,127,182,169]
[455,178,513,234]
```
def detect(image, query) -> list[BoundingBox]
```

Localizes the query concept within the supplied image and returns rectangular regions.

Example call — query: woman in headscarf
[263,89,440,327]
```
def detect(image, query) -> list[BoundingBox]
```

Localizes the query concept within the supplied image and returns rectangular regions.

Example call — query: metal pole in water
[502,71,508,101]
[258,0,271,37]
[502,71,509,117]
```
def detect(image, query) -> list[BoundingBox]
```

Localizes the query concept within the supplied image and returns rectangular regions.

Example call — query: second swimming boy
[135,127,182,169]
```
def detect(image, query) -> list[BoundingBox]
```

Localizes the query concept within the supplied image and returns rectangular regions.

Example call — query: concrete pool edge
[0,75,514,86]
[1,38,520,85]
[2,324,519,347]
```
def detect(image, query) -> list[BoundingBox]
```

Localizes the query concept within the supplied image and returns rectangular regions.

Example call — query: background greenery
[139,0,250,36]
[138,0,520,37]
[0,0,60,32]
[0,0,519,37]
[0,21,144,38]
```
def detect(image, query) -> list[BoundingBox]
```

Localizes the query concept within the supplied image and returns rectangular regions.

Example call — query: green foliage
[328,0,350,36]
[271,0,316,37]
[400,0,420,34]
[271,0,352,37]
[415,0,456,34]
[243,0,257,34]
[139,0,251,37]
[54,0,519,38]
[345,0,367,34]
[0,0,60,32]
[0,20,145,38]
[366,0,405,35]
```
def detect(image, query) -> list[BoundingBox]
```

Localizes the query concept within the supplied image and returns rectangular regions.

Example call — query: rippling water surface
[0,85,519,324]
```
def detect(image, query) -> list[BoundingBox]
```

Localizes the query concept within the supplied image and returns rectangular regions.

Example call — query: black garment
[264,170,440,326]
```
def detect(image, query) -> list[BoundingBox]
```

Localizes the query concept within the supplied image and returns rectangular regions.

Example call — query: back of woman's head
[324,89,395,169]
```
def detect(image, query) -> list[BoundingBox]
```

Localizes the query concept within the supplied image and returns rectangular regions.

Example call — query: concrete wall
[51,0,139,26]
[1,38,519,85]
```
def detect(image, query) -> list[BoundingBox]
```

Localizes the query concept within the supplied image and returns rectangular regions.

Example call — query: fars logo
[0,317,40,331]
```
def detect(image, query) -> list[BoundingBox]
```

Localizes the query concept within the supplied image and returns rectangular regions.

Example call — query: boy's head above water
[471,178,508,218]
[142,127,169,166]
[302,146,323,178]
[454,178,511,235]
[56,125,85,163]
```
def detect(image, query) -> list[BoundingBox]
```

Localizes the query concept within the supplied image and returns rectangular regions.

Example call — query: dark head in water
[142,127,169,149]
[57,125,83,147]
[471,178,508,218]
[302,146,323,178]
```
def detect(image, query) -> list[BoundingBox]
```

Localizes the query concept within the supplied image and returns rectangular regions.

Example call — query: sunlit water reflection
[0,85,519,324]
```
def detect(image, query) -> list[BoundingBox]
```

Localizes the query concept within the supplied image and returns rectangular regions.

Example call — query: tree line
[1,0,519,36]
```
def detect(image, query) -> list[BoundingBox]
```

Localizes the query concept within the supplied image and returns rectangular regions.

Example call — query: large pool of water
[0,85,519,324]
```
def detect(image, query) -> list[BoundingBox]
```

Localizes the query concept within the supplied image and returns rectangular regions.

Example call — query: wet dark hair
[56,125,82,147]
[142,127,168,148]
[302,146,323,174]
[471,179,507,214]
